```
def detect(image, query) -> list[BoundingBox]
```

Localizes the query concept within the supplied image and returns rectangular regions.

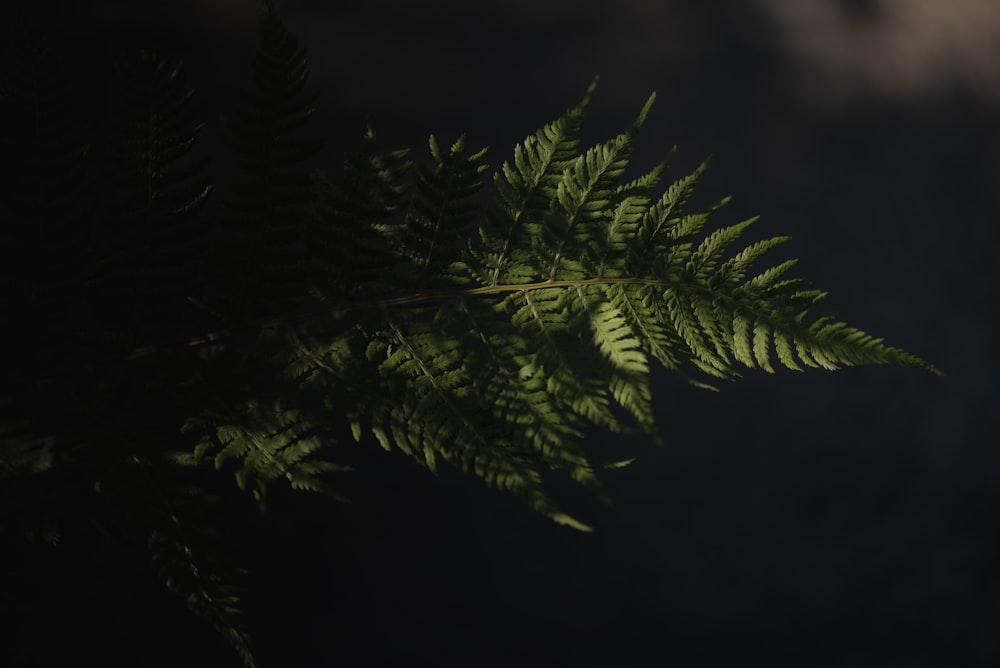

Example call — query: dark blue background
[14,1,1000,665]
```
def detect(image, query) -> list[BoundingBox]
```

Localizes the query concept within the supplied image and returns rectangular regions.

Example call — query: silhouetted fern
[205,0,325,327]
[91,48,212,343]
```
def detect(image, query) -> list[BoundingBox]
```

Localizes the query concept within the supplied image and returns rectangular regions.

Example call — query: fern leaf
[625,157,709,276]
[573,285,656,434]
[751,319,775,373]
[687,217,758,282]
[364,307,592,526]
[533,96,653,281]
[585,160,666,279]
[305,124,411,303]
[93,49,212,342]
[511,287,622,430]
[472,78,596,286]
[186,396,348,505]
[731,312,755,369]
[712,235,791,289]
[207,79,938,539]
[397,134,488,289]
[142,474,257,668]
[207,4,324,325]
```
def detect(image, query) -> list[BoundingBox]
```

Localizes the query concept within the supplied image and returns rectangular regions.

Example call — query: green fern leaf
[533,96,653,281]
[397,134,488,289]
[305,124,411,303]
[471,78,596,287]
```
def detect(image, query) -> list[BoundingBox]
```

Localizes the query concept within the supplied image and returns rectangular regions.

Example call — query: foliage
[0,2,938,666]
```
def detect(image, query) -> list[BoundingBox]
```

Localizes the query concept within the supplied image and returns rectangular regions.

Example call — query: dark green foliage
[205,0,325,326]
[183,390,351,505]
[303,123,411,303]
[265,79,937,540]
[92,49,213,343]
[395,135,489,289]
[0,14,252,667]
[0,3,939,667]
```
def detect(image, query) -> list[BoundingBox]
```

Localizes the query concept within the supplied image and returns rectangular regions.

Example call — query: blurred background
[12,0,1000,665]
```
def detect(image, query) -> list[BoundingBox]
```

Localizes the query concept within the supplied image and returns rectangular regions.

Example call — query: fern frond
[396,134,489,289]
[360,306,593,527]
[139,465,257,668]
[509,287,622,430]
[533,94,655,282]
[470,78,596,286]
[184,397,349,505]
[452,297,589,469]
[449,297,612,503]
[268,81,936,533]
[305,124,411,303]
[606,284,721,391]
[584,158,667,280]
[4,8,943,663]
[92,49,212,342]
[148,521,257,668]
[571,285,656,436]
[207,4,325,325]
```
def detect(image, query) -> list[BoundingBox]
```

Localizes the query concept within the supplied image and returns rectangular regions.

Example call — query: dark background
[10,1,1000,666]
